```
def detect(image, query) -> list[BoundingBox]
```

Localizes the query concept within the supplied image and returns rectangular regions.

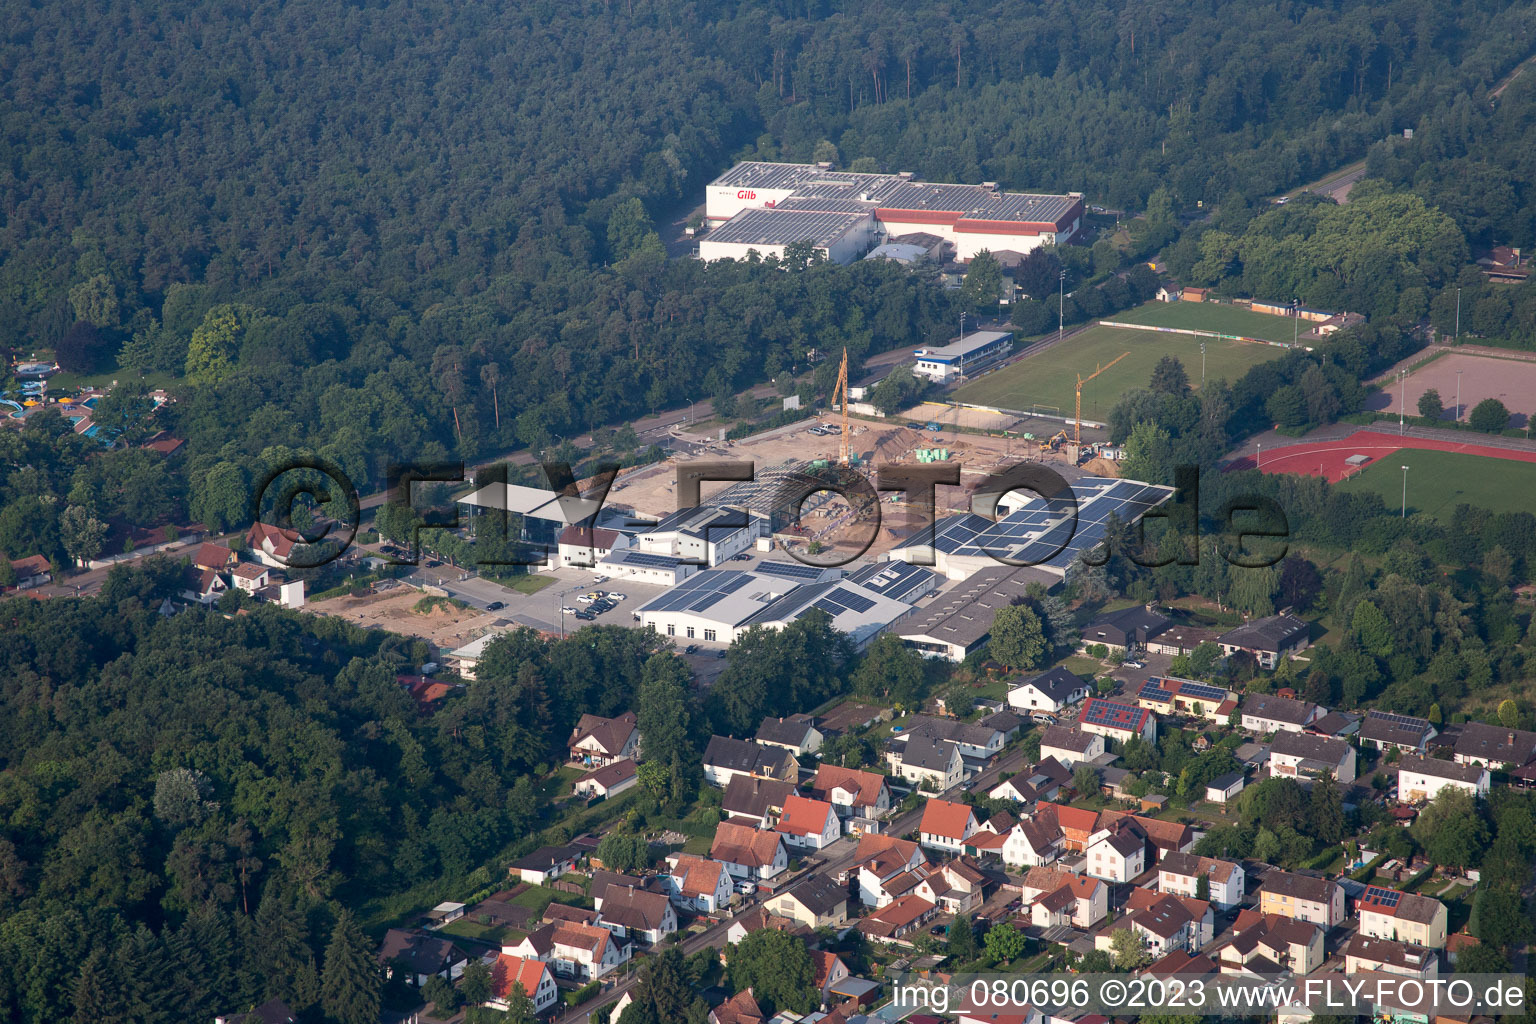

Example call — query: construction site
[606,348,1120,562]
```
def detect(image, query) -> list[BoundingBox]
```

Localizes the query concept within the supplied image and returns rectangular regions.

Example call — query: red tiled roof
[491,954,549,1000]
[711,822,784,868]
[918,798,975,840]
[813,764,888,807]
[777,794,836,838]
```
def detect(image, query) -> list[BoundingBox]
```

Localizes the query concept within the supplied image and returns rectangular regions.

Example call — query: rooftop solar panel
[1367,710,1430,729]
[755,560,827,581]
[1139,684,1173,702]
[834,588,875,613]
[1177,682,1229,702]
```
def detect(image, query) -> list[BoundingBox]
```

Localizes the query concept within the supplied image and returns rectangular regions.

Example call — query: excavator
[1037,429,1068,452]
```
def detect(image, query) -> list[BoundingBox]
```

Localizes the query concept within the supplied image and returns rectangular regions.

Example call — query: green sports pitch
[1106,299,1304,343]
[951,322,1285,420]
[1336,448,1536,521]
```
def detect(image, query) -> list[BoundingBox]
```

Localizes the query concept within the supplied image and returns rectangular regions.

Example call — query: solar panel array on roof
[1177,682,1230,702]
[642,571,754,614]
[942,477,1174,570]
[1083,699,1145,729]
[608,550,686,569]
[1138,682,1173,703]
[845,560,939,604]
[754,560,829,582]
[1364,885,1402,908]
[817,588,875,614]
[1368,710,1430,730]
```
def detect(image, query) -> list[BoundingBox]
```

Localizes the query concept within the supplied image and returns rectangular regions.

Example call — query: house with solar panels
[884,476,1176,581]
[1358,710,1438,754]
[1077,698,1157,745]
[633,506,770,567]
[1135,677,1239,723]
[1357,884,1449,949]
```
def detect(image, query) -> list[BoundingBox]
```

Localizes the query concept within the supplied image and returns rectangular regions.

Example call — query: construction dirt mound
[875,427,925,461]
[1081,457,1121,477]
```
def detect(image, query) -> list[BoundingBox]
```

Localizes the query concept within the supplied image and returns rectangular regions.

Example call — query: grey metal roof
[896,564,1059,649]
[846,560,941,604]
[1270,731,1350,764]
[705,207,870,249]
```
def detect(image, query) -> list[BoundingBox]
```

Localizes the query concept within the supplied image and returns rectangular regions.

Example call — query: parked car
[684,644,698,654]
[561,605,577,613]
[575,611,595,621]
[486,601,504,611]
[608,593,626,601]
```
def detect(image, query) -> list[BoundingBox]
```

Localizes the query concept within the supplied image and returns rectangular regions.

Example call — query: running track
[1225,429,1536,483]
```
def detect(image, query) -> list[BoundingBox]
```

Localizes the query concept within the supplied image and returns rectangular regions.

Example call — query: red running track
[1225,429,1536,483]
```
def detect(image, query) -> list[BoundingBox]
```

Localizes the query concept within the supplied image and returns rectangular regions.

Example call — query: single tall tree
[321,909,381,1024]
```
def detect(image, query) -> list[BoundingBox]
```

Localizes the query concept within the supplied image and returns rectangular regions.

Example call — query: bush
[1469,398,1511,433]
[566,980,600,1007]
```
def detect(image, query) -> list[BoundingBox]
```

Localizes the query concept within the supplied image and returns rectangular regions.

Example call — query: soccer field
[1107,299,1303,344]
[1336,448,1536,520]
[952,323,1284,420]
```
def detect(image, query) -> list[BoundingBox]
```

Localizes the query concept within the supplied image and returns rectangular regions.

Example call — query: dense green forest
[5,0,1536,507]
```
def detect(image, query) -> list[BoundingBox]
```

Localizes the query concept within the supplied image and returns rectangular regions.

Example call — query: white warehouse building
[701,162,1083,265]
[913,330,1014,383]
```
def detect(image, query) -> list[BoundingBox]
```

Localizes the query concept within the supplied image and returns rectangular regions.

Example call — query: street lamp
[1401,465,1410,517]
[1256,442,1262,470]
[1455,287,1461,345]
[1200,342,1207,387]
[1293,298,1299,349]
[1058,270,1066,345]
[1456,369,1463,423]
[1399,370,1407,435]
[689,400,695,425]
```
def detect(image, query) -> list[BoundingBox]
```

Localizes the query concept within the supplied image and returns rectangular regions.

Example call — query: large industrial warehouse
[699,161,1083,265]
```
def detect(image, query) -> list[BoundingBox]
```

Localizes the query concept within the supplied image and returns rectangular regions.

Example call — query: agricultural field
[1336,448,1536,520]
[952,322,1283,420]
[1107,299,1305,343]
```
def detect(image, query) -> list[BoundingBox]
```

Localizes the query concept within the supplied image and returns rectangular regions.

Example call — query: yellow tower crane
[835,346,851,466]
[1076,351,1130,446]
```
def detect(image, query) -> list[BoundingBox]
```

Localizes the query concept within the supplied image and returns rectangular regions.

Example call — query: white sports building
[700,162,1083,265]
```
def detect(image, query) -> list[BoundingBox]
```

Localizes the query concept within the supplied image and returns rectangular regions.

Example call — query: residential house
[1039,725,1104,767]
[569,712,640,767]
[509,845,580,885]
[573,758,639,800]
[214,1000,296,1024]
[899,715,1007,761]
[597,885,677,945]
[1101,890,1212,958]
[1157,851,1245,910]
[589,870,648,910]
[891,733,965,792]
[1344,935,1440,978]
[193,542,238,571]
[377,929,468,987]
[811,764,891,823]
[1307,710,1360,738]
[724,906,806,945]
[230,561,270,593]
[918,798,979,853]
[1135,677,1239,722]
[812,951,852,1008]
[1205,771,1246,804]
[1096,809,1194,862]
[763,874,848,929]
[1359,710,1437,754]
[1397,754,1490,802]
[1222,911,1325,974]
[1054,805,1102,852]
[989,758,1069,806]
[710,822,788,882]
[703,735,798,788]
[709,988,766,1024]
[1241,693,1322,735]
[1081,605,1170,654]
[662,854,733,913]
[1145,624,1221,658]
[1022,866,1108,930]
[1000,816,1065,869]
[1256,871,1345,929]
[246,522,299,568]
[916,858,989,915]
[856,891,938,945]
[1453,722,1536,769]
[1218,614,1310,669]
[1007,666,1091,714]
[1268,732,1356,783]
[1147,950,1220,977]
[756,713,823,756]
[1085,821,1146,882]
[488,954,560,1015]
[180,565,228,605]
[849,834,926,907]
[1357,885,1448,949]
[775,794,842,851]
[509,920,627,981]
[721,775,797,828]
[1077,698,1157,745]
